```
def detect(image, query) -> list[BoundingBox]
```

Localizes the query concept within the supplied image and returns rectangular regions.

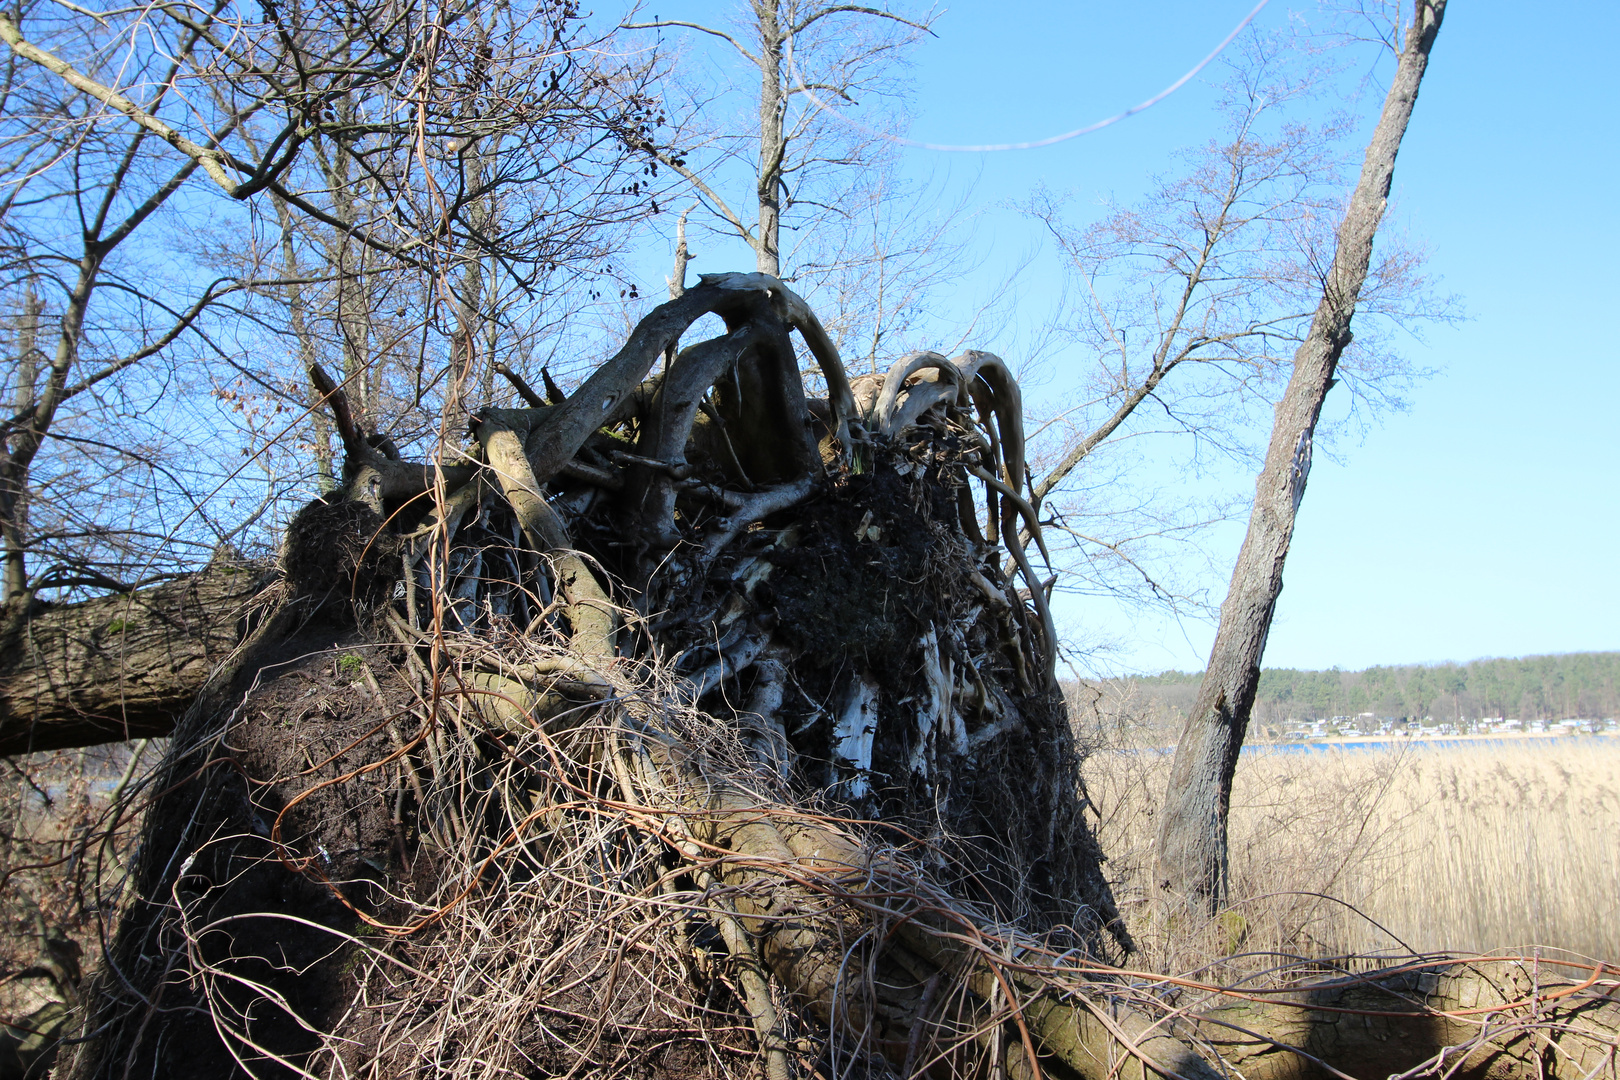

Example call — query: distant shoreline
[1104,732,1620,756]
[1249,732,1620,754]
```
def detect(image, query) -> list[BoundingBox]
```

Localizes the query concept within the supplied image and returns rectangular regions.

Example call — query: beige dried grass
[1082,707,1620,972]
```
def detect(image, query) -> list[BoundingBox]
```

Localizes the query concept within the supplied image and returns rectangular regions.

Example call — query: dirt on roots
[65,431,1123,1080]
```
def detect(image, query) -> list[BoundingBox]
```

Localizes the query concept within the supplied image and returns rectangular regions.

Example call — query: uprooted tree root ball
[62,276,1620,1080]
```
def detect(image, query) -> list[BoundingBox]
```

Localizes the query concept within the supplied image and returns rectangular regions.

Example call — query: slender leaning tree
[1154,0,1448,913]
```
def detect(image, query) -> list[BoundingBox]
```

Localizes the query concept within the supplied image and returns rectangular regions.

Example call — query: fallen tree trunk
[1190,961,1620,1080]
[0,558,266,755]
[650,728,1619,1080]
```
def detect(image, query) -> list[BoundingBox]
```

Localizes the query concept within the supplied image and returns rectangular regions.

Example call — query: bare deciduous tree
[0,3,265,615]
[1019,24,1452,629]
[621,0,982,371]
[0,0,659,751]
[1155,0,1448,914]
[624,0,932,276]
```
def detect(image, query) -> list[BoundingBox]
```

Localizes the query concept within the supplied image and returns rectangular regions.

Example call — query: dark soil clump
[69,285,1128,1077]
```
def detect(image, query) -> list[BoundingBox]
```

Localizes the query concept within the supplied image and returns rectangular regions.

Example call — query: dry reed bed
[1083,737,1620,969]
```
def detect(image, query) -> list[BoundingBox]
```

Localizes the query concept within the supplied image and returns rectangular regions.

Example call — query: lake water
[1246,734,1616,755]
[1107,735,1618,757]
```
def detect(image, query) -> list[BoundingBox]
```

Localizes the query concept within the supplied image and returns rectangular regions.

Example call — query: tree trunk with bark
[0,557,266,754]
[753,0,784,277]
[1155,0,1448,913]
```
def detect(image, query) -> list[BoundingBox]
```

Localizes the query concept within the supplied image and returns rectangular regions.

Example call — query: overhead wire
[786,0,1272,153]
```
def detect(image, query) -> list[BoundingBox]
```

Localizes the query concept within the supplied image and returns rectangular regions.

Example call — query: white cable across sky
[788,0,1272,153]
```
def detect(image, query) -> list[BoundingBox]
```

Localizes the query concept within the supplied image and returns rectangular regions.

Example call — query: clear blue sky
[896,0,1620,675]
[638,1,1620,675]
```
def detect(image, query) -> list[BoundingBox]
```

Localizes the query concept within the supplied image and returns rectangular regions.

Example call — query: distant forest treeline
[1078,652,1620,726]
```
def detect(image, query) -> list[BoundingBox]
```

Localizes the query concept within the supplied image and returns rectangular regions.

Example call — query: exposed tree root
[54,276,1620,1079]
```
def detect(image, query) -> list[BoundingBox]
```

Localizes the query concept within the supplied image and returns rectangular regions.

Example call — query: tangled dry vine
[47,275,1618,1079]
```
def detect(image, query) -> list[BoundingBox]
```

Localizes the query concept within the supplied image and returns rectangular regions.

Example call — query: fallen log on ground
[639,720,1620,1080]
